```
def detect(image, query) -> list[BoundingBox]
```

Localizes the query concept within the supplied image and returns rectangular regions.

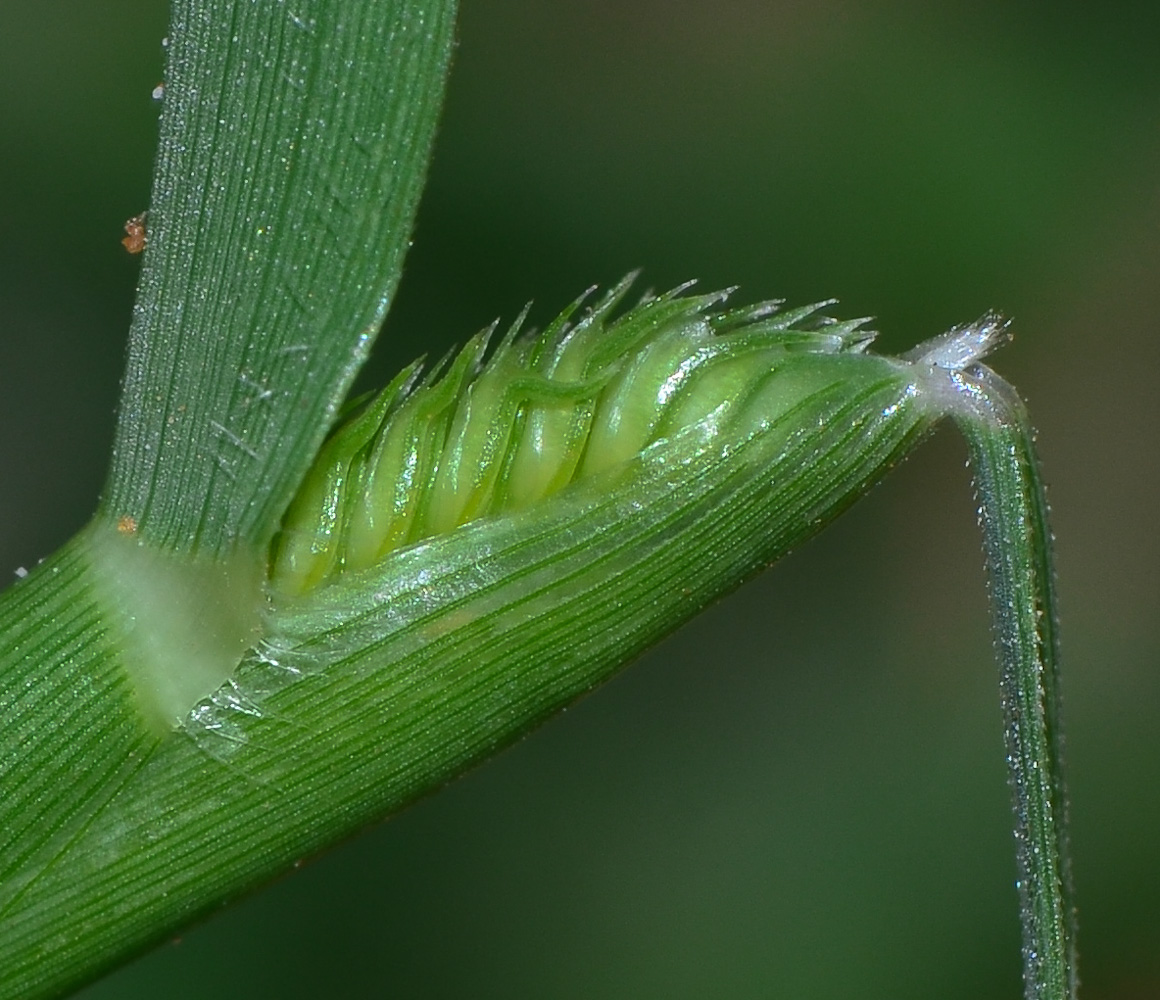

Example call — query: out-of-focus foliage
[2,2,1157,998]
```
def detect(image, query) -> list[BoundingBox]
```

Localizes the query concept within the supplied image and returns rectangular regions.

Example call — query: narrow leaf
[907,316,1075,998]
[102,0,458,556]
[954,369,1076,1000]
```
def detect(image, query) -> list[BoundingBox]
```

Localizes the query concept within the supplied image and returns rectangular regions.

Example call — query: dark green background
[2,2,1157,997]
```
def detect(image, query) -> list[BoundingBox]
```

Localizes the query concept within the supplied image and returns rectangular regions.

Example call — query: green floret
[271,277,881,596]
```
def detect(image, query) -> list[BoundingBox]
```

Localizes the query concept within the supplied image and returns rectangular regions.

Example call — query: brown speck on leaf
[122,213,147,254]
[116,515,138,536]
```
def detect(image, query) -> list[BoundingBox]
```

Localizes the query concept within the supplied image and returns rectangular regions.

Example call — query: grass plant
[0,2,1078,997]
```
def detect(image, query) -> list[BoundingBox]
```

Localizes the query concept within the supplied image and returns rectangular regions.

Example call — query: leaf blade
[953,367,1075,1000]
[103,0,458,555]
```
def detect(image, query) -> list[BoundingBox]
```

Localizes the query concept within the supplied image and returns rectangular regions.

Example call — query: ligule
[271,278,883,596]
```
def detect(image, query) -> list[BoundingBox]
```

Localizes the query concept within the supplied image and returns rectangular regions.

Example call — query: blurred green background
[2,1,1158,997]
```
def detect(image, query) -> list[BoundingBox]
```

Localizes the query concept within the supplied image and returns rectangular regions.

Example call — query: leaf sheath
[0,353,934,1000]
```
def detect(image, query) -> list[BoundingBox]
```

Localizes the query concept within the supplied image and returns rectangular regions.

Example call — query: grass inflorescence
[271,275,879,595]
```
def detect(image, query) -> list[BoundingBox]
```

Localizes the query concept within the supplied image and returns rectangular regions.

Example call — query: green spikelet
[271,277,895,596]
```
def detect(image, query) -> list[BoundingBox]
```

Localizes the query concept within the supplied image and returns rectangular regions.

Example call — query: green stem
[952,365,1076,1000]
